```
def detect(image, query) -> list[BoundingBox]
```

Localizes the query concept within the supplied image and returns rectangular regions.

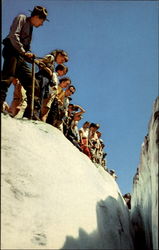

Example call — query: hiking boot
[32,110,41,121]
[23,97,41,120]
[23,110,41,121]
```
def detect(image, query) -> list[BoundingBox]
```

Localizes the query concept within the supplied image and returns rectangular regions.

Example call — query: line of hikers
[2,77,107,169]
[0,5,118,176]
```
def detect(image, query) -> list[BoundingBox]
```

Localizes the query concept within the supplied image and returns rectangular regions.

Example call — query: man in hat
[1,6,49,119]
[109,169,118,180]
[46,85,76,131]
[88,123,100,162]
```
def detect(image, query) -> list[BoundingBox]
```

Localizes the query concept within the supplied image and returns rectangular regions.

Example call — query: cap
[95,123,100,129]
[30,6,49,21]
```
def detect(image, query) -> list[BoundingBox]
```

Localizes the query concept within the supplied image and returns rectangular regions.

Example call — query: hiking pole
[31,54,36,119]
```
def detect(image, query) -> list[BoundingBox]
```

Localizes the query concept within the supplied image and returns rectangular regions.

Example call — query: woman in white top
[70,105,85,142]
[79,121,91,158]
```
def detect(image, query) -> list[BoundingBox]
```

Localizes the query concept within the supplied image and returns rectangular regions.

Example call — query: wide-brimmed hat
[30,6,49,21]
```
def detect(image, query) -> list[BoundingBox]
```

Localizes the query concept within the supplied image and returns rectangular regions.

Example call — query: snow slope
[131,97,159,250]
[1,114,134,249]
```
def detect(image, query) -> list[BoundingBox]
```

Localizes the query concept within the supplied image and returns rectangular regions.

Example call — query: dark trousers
[35,72,50,105]
[46,98,59,125]
[1,40,40,117]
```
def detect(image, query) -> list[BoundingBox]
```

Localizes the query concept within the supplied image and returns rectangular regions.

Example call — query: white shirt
[79,127,89,138]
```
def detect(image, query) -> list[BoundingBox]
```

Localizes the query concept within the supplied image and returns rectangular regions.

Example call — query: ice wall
[1,114,134,249]
[131,97,159,250]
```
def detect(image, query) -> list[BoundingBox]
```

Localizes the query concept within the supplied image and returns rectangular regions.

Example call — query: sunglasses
[69,89,74,94]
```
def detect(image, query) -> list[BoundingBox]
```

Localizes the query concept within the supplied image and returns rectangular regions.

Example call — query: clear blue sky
[2,0,158,194]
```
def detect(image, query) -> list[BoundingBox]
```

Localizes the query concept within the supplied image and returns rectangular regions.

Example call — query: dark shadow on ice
[61,195,134,250]
[61,228,101,250]
[131,206,152,250]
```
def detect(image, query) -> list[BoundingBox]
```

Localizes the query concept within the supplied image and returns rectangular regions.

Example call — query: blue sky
[2,0,158,194]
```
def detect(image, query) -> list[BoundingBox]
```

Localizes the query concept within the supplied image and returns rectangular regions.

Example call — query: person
[1,6,49,119]
[68,105,85,146]
[36,50,69,107]
[100,141,107,169]
[54,64,68,77]
[93,131,104,165]
[58,87,77,132]
[35,50,69,99]
[50,49,69,65]
[45,63,68,104]
[109,169,117,180]
[40,64,69,121]
[56,77,71,101]
[35,50,68,119]
[35,54,55,111]
[88,123,100,162]
[46,85,76,130]
[79,121,91,158]
[8,78,27,118]
[41,77,71,122]
[35,49,68,72]
[63,104,76,137]
[123,193,131,209]
[133,167,139,184]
